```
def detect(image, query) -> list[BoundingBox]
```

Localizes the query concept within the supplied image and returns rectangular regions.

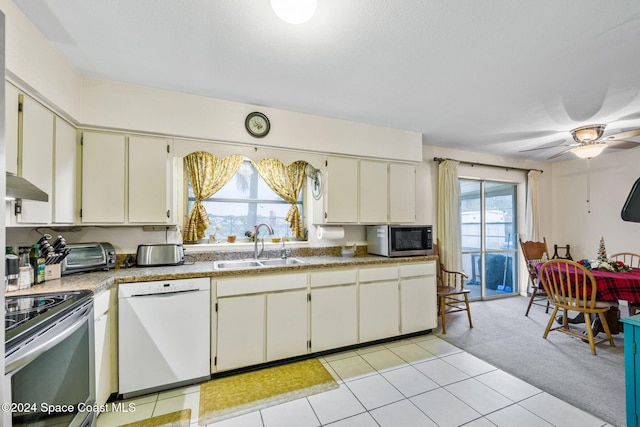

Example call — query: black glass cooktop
[5,290,92,352]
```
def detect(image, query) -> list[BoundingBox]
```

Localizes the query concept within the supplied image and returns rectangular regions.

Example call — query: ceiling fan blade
[548,148,574,160]
[607,129,640,140]
[606,140,640,149]
[517,139,570,153]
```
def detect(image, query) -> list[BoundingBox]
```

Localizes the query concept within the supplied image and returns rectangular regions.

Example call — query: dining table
[589,267,640,303]
[537,262,640,304]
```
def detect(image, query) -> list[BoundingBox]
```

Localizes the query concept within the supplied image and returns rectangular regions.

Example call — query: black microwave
[366,225,433,257]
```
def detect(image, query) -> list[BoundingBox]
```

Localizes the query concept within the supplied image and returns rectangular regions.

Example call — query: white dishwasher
[118,277,210,398]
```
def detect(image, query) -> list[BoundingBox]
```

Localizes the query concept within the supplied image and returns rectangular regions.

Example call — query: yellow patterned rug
[120,409,191,427]
[198,358,338,425]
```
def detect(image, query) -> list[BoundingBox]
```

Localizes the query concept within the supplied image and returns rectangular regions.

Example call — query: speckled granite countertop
[7,254,438,296]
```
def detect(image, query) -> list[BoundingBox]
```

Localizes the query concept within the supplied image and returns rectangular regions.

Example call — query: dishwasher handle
[129,288,204,298]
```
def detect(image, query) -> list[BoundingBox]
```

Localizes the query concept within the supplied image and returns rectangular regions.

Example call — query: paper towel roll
[316,225,345,240]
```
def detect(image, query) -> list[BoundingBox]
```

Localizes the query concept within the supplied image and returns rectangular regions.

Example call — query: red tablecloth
[539,262,640,303]
[590,268,640,303]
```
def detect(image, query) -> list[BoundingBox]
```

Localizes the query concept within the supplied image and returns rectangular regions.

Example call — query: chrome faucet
[253,223,274,259]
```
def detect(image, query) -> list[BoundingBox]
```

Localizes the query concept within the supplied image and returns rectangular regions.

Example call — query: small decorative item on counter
[341,244,357,258]
[227,235,236,243]
[245,230,255,242]
[18,251,33,290]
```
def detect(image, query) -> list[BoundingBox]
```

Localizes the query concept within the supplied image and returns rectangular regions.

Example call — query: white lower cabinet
[93,288,113,407]
[399,261,437,333]
[309,269,358,352]
[359,266,400,342]
[212,262,436,373]
[266,291,308,361]
[215,273,308,372]
[216,294,265,371]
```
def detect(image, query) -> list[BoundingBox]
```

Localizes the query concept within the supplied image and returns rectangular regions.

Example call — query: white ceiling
[12,0,640,161]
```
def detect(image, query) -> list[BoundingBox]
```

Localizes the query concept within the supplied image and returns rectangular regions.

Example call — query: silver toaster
[136,244,185,267]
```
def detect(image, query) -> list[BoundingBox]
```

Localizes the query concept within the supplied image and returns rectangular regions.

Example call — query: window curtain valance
[252,158,308,239]
[184,152,244,242]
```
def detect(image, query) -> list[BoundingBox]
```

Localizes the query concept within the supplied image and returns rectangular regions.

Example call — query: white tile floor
[97,334,614,427]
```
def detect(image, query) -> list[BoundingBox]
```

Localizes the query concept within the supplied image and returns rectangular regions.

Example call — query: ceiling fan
[521,124,640,159]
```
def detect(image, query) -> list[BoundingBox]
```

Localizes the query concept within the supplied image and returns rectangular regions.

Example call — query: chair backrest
[539,259,598,309]
[610,252,640,268]
[435,239,466,289]
[519,237,550,282]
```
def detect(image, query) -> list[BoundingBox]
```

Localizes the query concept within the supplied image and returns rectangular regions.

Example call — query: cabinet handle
[166,210,170,218]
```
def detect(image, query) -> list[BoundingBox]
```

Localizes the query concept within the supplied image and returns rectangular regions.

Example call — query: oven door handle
[5,306,92,374]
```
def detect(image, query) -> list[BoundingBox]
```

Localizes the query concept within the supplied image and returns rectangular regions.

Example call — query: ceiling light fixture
[570,143,608,159]
[270,0,317,24]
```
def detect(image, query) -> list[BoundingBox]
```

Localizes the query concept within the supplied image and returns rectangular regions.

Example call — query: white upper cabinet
[359,160,388,223]
[313,156,358,224]
[389,162,416,223]
[53,118,77,224]
[128,136,172,224]
[19,95,54,224]
[6,84,19,175]
[81,132,173,224]
[81,132,126,223]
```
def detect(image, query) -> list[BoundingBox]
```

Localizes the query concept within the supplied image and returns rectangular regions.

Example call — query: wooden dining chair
[434,240,472,334]
[539,259,615,355]
[519,237,551,316]
[610,252,640,315]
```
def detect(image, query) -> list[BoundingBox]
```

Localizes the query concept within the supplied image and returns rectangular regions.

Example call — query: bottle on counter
[19,251,33,290]
[29,244,46,285]
[5,247,19,293]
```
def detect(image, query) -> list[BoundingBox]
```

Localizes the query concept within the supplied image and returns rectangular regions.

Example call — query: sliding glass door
[460,179,518,300]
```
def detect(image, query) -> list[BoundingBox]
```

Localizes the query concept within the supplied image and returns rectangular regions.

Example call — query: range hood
[6,173,48,202]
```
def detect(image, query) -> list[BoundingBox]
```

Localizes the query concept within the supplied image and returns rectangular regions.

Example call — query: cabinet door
[53,118,76,224]
[81,132,125,223]
[324,156,358,223]
[400,275,437,333]
[359,160,388,223]
[5,84,19,175]
[217,294,265,371]
[94,312,110,406]
[360,280,399,342]
[20,96,54,224]
[266,290,308,361]
[129,136,171,223]
[310,285,358,352]
[389,163,416,223]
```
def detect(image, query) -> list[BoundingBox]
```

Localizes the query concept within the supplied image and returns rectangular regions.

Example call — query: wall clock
[312,170,323,200]
[245,112,270,138]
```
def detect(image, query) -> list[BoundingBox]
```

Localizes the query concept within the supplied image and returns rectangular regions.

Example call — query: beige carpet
[120,409,191,427]
[199,358,338,425]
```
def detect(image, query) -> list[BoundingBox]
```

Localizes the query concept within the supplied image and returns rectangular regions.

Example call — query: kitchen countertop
[6,254,438,296]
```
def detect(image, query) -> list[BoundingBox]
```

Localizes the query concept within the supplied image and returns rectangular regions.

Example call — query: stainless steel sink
[214,260,263,269]
[214,258,305,270]
[258,258,305,267]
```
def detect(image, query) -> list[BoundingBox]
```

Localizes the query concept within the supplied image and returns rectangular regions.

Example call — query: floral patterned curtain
[252,158,308,239]
[183,152,243,242]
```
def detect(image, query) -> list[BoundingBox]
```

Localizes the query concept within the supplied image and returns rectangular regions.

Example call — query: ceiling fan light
[571,124,606,143]
[570,143,607,159]
[270,0,317,24]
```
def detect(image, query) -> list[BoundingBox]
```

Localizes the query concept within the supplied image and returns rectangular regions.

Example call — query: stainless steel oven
[4,291,95,427]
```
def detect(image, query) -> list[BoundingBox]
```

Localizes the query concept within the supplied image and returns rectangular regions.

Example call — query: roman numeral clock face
[245,112,270,138]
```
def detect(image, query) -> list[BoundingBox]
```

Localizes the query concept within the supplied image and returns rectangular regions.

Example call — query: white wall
[80,78,422,162]
[550,148,640,260]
